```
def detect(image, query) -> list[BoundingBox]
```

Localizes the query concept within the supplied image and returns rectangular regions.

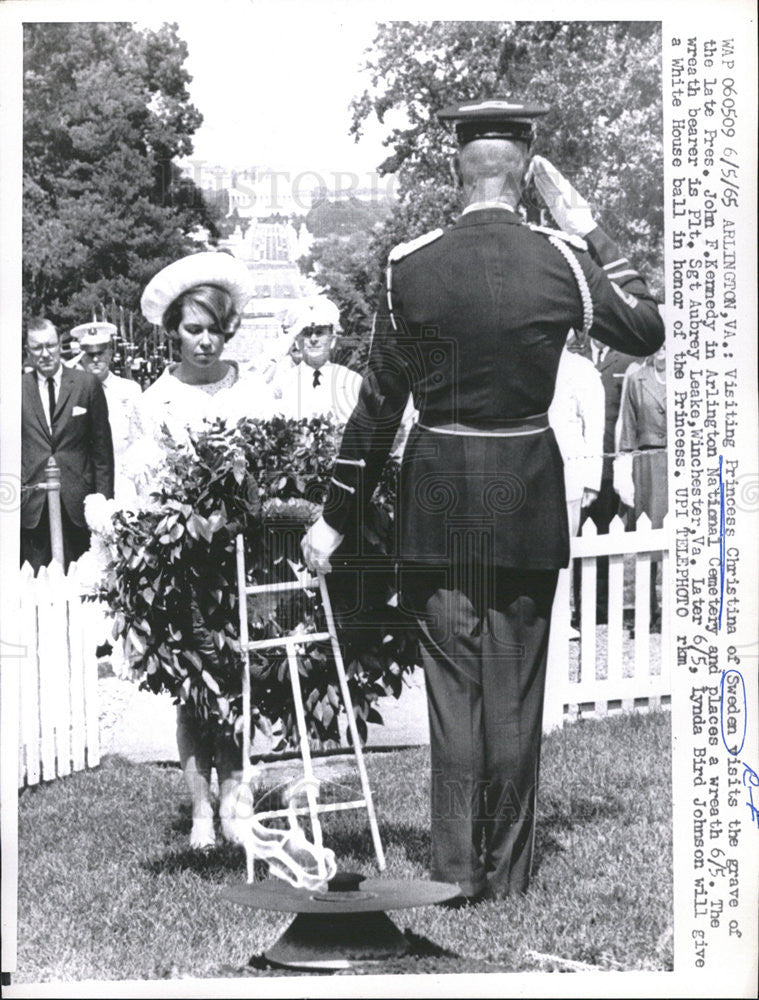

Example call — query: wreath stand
[233,534,385,870]
[224,535,460,969]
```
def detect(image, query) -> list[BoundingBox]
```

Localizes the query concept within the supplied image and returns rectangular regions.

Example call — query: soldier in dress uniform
[302,99,665,900]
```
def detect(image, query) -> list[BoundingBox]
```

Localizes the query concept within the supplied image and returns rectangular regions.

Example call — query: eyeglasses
[27,342,61,355]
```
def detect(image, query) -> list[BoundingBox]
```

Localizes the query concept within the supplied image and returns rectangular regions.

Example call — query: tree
[351,21,663,296]
[305,195,388,239]
[298,195,390,355]
[23,22,220,332]
[299,232,381,364]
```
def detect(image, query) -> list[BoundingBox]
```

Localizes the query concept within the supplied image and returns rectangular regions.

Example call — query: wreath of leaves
[100,415,418,751]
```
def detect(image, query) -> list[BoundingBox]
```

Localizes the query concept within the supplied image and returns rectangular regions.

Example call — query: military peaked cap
[437,99,549,146]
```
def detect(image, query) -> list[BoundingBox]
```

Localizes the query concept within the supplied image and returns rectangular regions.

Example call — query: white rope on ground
[527,948,624,972]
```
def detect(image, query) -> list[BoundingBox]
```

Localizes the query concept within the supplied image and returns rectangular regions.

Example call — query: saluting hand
[527,155,596,238]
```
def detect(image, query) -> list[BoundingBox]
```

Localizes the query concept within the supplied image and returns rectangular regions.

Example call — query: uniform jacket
[324,207,664,569]
[21,366,114,529]
[100,371,145,504]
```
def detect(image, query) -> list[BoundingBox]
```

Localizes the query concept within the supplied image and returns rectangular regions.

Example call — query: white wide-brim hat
[140,251,253,326]
[286,294,341,336]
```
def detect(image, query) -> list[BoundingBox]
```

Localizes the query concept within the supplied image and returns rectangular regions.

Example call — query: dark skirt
[632,447,668,529]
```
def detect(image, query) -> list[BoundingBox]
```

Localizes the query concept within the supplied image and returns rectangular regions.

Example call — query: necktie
[312,369,322,387]
[47,377,56,426]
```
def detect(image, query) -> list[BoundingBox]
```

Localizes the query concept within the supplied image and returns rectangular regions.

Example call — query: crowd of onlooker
[548,330,668,630]
[20,286,368,574]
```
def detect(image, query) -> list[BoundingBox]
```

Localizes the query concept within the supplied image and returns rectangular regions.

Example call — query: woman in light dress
[137,251,269,850]
[138,254,271,457]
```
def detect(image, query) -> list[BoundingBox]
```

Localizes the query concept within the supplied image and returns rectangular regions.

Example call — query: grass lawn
[15,710,672,982]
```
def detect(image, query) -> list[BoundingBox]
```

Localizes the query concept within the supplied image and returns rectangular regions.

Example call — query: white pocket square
[72,405,87,416]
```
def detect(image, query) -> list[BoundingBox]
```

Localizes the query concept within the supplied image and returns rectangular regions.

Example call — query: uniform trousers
[402,565,558,898]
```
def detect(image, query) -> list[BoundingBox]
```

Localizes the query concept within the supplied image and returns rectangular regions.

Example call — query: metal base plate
[224,875,461,971]
[222,876,461,914]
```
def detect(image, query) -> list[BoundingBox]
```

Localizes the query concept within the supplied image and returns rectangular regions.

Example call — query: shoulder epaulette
[388,228,444,263]
[527,223,587,252]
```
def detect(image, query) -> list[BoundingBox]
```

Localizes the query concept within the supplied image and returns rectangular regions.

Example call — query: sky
[142,4,397,183]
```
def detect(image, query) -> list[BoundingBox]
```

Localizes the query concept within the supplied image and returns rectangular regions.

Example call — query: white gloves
[581,487,599,510]
[528,155,596,237]
[613,453,636,509]
[301,516,344,574]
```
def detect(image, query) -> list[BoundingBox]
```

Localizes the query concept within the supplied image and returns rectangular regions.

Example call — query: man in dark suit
[301,100,664,900]
[21,317,114,572]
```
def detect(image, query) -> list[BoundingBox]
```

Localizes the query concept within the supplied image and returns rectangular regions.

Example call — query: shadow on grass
[168,800,193,836]
[533,792,627,872]
[144,782,625,884]
[540,791,626,829]
[324,821,430,869]
[142,839,272,881]
[325,793,626,875]
[145,816,429,880]
[214,931,462,978]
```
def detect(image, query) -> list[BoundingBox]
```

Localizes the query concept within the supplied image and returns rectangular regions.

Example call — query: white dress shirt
[274,362,363,423]
[36,366,63,430]
[590,341,609,367]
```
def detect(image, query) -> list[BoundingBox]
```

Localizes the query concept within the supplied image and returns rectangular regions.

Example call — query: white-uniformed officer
[71,321,144,505]
[274,296,363,424]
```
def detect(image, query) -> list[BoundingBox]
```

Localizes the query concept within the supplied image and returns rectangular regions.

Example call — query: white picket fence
[18,561,100,787]
[16,513,670,785]
[543,512,670,729]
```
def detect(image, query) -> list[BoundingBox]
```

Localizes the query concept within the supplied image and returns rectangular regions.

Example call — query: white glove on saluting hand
[301,516,344,575]
[528,155,596,238]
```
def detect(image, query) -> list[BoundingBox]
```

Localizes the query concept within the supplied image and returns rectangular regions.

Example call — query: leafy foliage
[99,416,417,751]
[298,196,391,361]
[305,194,389,239]
[344,21,663,307]
[23,22,222,332]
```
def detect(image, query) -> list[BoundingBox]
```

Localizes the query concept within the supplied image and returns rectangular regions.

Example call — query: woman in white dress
[138,251,267,850]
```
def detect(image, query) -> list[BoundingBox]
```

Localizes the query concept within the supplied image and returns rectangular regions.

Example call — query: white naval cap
[70,321,117,347]
[286,295,341,336]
